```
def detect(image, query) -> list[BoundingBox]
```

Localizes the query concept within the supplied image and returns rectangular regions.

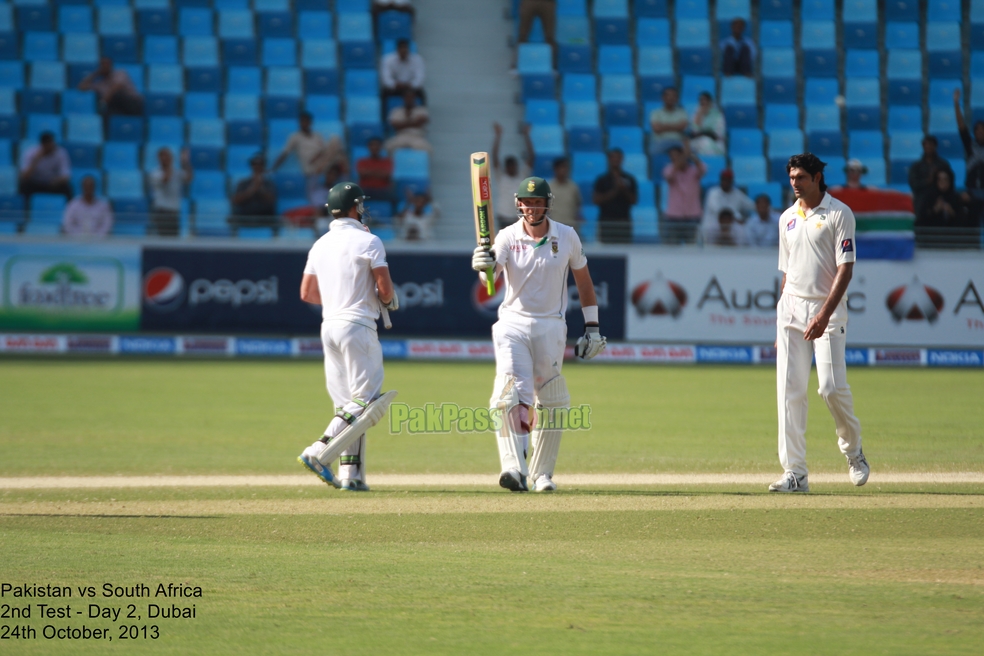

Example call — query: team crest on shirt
[786,218,796,231]
[551,239,558,254]
[842,238,854,252]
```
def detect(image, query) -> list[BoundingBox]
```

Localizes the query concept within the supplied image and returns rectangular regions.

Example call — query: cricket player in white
[771,153,869,493]
[297,182,399,492]
[472,177,606,492]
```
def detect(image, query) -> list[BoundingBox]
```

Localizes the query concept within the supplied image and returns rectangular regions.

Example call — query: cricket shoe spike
[768,471,809,493]
[499,469,528,492]
[338,479,371,492]
[532,474,557,492]
[298,453,340,489]
[847,451,870,486]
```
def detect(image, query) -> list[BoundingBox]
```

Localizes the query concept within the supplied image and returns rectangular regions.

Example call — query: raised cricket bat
[470,152,497,296]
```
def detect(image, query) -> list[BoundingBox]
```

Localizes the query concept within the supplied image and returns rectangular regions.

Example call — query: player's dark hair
[786,153,827,193]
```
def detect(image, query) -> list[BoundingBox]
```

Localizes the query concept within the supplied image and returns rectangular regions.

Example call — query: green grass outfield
[1,360,982,654]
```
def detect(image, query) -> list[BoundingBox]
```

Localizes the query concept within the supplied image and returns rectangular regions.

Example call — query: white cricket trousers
[492,316,567,406]
[322,320,384,480]
[776,294,862,477]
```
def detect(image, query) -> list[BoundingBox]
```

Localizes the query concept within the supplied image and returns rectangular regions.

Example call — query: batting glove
[574,325,607,360]
[471,246,495,272]
[383,288,399,312]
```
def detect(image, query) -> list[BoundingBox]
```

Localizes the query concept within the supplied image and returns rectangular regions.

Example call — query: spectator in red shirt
[661,143,706,244]
[356,137,396,207]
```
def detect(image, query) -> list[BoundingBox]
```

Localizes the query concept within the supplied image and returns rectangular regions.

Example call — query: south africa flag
[828,188,915,260]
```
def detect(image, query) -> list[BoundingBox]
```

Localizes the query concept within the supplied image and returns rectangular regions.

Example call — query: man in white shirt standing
[149,147,193,237]
[297,182,399,492]
[62,175,113,238]
[701,169,755,232]
[471,177,606,492]
[771,153,868,493]
[272,112,348,204]
[380,38,426,110]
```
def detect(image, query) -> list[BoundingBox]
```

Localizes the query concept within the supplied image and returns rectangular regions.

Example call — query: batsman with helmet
[472,177,607,492]
[297,182,399,492]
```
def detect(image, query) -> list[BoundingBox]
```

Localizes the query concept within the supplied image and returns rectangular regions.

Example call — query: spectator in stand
[398,188,437,241]
[592,148,638,244]
[492,121,534,230]
[661,143,706,244]
[380,39,426,109]
[745,194,781,247]
[547,156,581,231]
[517,0,556,50]
[229,153,279,236]
[356,137,396,207]
[372,0,414,18]
[908,136,952,218]
[838,159,870,190]
[704,208,747,246]
[702,169,754,231]
[148,146,193,237]
[915,167,976,248]
[19,132,72,202]
[62,175,113,238]
[688,92,726,156]
[953,89,984,203]
[385,90,432,153]
[272,111,348,205]
[77,57,144,132]
[721,18,756,77]
[649,87,689,155]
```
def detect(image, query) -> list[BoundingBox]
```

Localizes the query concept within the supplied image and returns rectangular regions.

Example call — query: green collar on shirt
[532,235,549,249]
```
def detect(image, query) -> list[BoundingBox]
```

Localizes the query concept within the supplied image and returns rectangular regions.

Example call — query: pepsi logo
[631,272,687,318]
[886,277,944,323]
[143,267,185,313]
[472,276,505,317]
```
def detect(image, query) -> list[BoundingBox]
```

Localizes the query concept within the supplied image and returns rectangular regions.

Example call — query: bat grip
[485,267,495,296]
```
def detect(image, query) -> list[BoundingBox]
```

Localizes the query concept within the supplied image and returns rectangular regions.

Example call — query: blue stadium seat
[345,97,380,125]
[603,102,638,126]
[21,89,56,114]
[0,89,12,115]
[759,20,793,47]
[62,90,95,116]
[677,47,712,75]
[556,16,591,44]
[761,48,795,78]
[887,50,921,81]
[144,92,179,116]
[888,106,922,133]
[804,78,839,105]
[805,104,840,133]
[767,129,803,159]
[103,142,139,170]
[109,116,144,143]
[221,38,256,65]
[929,80,961,107]
[518,43,553,74]
[846,107,881,132]
[723,105,757,128]
[66,114,103,145]
[24,33,58,62]
[228,66,261,94]
[179,9,213,37]
[188,146,221,171]
[0,33,16,62]
[762,77,796,104]
[885,22,919,49]
[800,21,835,48]
[848,130,883,159]
[106,171,144,200]
[272,171,306,200]
[889,131,923,163]
[301,40,337,70]
[729,128,763,157]
[17,5,53,33]
[636,18,670,46]
[218,9,252,38]
[765,104,799,129]
[299,11,333,40]
[0,115,20,141]
[801,0,834,20]
[0,62,25,89]
[600,75,635,103]
[744,182,784,208]
[26,114,62,141]
[842,22,876,49]
[594,17,629,45]
[183,36,219,66]
[564,101,600,127]
[189,119,225,146]
[148,116,184,143]
[345,70,378,97]
[928,107,958,134]
[807,131,843,157]
[224,94,258,120]
[608,126,644,152]
[0,5,9,33]
[340,41,375,69]
[28,193,67,230]
[558,44,593,74]
[144,36,178,64]
[191,171,227,199]
[305,69,339,96]
[928,51,963,80]
[183,92,218,119]
[802,50,837,78]
[258,11,293,38]
[137,8,173,35]
[675,19,709,47]
[720,77,755,107]
[572,152,607,184]
[186,67,222,92]
[926,22,960,51]
[635,0,668,17]
[530,125,565,155]
[59,5,94,34]
[148,64,183,93]
[227,119,263,145]
[599,45,633,74]
[675,0,709,19]
[845,50,878,78]
[98,7,133,35]
[884,0,918,21]
[637,47,672,76]
[639,75,674,101]
[935,133,963,160]
[101,35,138,63]
[262,95,299,120]
[635,180,656,207]
[263,38,296,67]
[377,10,411,41]
[680,75,714,106]
[562,74,596,101]
[521,74,556,101]
[731,156,767,183]
[889,79,922,107]
[525,99,560,125]
[717,0,750,20]
[622,152,648,180]
[928,0,960,21]
[336,13,372,42]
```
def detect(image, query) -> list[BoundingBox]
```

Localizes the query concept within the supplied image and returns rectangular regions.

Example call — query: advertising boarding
[0,243,141,331]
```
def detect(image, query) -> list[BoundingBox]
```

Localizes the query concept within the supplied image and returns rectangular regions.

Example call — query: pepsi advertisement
[141,248,626,339]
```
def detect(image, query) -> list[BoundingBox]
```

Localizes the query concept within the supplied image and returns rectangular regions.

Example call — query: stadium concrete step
[415,0,523,241]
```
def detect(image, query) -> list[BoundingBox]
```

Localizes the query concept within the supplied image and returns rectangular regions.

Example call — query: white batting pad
[316,390,398,466]
[529,375,570,480]
[491,375,528,476]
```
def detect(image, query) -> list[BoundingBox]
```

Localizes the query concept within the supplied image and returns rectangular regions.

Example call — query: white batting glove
[574,325,607,360]
[383,288,399,312]
[471,246,495,272]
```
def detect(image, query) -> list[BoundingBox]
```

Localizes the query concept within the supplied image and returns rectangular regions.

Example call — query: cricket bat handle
[380,305,392,329]
[485,265,495,296]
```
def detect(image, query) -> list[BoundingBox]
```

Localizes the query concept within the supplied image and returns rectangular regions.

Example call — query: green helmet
[327,182,366,219]
[514,176,552,224]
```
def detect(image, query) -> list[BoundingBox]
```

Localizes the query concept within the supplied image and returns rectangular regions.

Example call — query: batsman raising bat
[471,172,607,492]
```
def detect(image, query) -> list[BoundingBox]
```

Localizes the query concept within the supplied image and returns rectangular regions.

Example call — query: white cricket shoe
[768,471,809,493]
[498,469,528,492]
[532,474,557,492]
[847,451,870,486]
[338,479,371,492]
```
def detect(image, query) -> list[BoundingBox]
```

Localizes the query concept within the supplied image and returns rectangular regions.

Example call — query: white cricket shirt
[304,218,388,328]
[493,219,587,320]
[778,192,856,300]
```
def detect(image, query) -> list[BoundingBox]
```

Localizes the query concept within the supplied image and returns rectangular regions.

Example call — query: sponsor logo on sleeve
[841,238,853,252]
[786,218,796,231]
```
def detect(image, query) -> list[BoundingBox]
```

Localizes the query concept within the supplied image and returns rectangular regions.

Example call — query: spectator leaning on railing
[149,147,193,237]
[62,175,113,238]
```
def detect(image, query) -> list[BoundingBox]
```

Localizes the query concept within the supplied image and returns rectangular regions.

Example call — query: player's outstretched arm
[572,265,606,359]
